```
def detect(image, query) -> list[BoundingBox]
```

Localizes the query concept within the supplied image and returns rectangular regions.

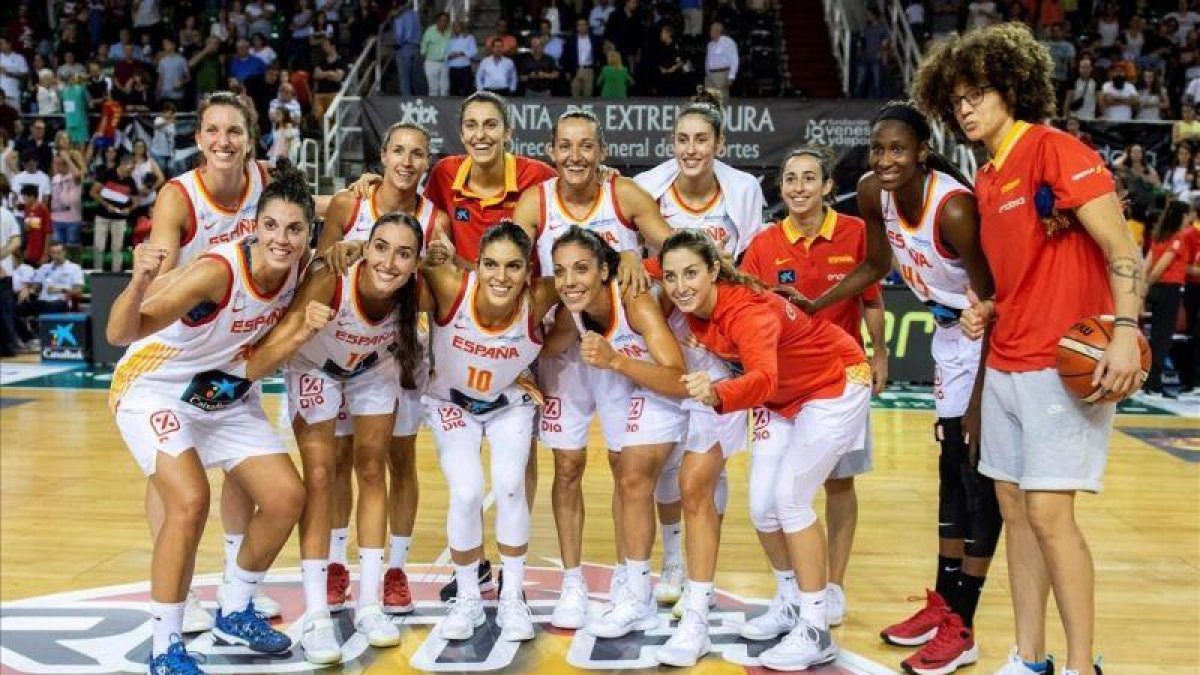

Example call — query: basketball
[1056,315,1151,403]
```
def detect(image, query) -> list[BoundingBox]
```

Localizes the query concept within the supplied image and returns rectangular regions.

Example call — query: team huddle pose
[111,21,1142,675]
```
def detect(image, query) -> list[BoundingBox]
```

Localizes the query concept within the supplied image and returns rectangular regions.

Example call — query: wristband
[1112,316,1138,329]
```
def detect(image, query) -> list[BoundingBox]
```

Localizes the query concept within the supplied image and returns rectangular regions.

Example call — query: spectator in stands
[1112,143,1161,218]
[118,73,153,112]
[268,108,300,166]
[11,252,38,346]
[310,10,336,46]
[270,83,303,124]
[1137,68,1170,120]
[250,33,277,68]
[0,173,19,357]
[1044,22,1076,105]
[521,37,562,97]
[12,152,50,204]
[50,150,84,262]
[1141,21,1176,75]
[1123,15,1147,64]
[107,29,137,64]
[312,36,347,122]
[230,38,268,83]
[289,0,316,69]
[597,49,634,99]
[605,0,645,78]
[178,15,203,53]
[1064,54,1099,119]
[56,52,86,87]
[967,0,1000,30]
[246,1,276,42]
[56,23,88,71]
[905,0,926,41]
[35,70,60,115]
[156,37,189,108]
[590,0,616,37]
[392,1,424,96]
[0,38,29,109]
[705,20,738,101]
[476,38,517,94]
[855,9,888,99]
[90,153,136,273]
[489,19,518,57]
[150,102,176,177]
[422,12,452,97]
[0,96,15,138]
[648,24,683,97]
[130,139,164,221]
[1166,0,1200,43]
[112,44,142,98]
[84,60,109,112]
[1095,2,1120,49]
[19,185,50,265]
[564,18,599,98]
[17,120,53,176]
[132,0,162,45]
[1100,65,1138,120]
[681,0,703,37]
[541,19,564,63]
[31,241,83,314]
[543,0,567,36]
[447,21,478,97]
[61,73,88,148]
[189,37,224,107]
[1174,104,1200,148]
[1165,144,1195,202]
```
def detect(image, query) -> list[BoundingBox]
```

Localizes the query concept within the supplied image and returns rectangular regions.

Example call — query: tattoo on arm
[1109,255,1144,298]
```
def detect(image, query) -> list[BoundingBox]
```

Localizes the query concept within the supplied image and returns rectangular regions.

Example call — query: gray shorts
[828,414,873,480]
[979,367,1115,493]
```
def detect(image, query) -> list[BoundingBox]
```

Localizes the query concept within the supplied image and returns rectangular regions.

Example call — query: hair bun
[690,87,724,109]
[269,159,308,191]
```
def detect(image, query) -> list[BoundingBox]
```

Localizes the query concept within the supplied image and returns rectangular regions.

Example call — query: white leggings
[425,397,535,551]
[747,384,871,533]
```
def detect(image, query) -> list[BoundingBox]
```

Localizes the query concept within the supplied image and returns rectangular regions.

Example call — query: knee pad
[936,417,968,541]
[655,460,681,504]
[747,484,780,533]
[714,469,729,516]
[961,463,1003,558]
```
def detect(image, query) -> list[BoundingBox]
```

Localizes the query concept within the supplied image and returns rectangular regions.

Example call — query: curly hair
[912,23,1056,132]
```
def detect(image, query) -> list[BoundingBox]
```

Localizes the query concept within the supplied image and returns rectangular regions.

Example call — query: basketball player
[546,227,690,640]
[243,213,424,662]
[420,222,559,642]
[741,145,887,631]
[660,229,870,670]
[317,123,448,616]
[914,23,1142,675]
[799,103,1003,674]
[632,90,765,608]
[107,168,315,673]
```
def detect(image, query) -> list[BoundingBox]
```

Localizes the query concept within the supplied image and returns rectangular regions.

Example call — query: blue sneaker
[213,602,292,653]
[148,635,204,674]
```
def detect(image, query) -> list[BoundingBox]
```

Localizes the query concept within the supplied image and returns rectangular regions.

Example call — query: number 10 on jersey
[467,365,493,393]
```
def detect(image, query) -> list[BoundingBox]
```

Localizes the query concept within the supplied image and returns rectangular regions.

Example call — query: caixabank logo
[0,564,892,674]
[42,322,84,360]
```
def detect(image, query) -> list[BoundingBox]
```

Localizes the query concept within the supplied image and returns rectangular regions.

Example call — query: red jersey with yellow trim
[1149,233,1188,285]
[975,122,1115,371]
[685,282,865,417]
[1183,224,1200,283]
[740,209,880,346]
[169,162,268,266]
[424,153,557,262]
[291,261,399,379]
[343,185,440,249]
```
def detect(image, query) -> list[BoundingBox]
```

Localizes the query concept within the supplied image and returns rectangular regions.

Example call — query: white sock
[358,548,385,606]
[499,554,526,599]
[563,566,585,587]
[300,559,329,615]
[626,559,651,603]
[455,561,481,599]
[220,564,265,614]
[798,589,828,630]
[609,563,627,593]
[223,533,244,577]
[773,568,799,602]
[150,601,185,656]
[686,580,714,617]
[662,522,683,566]
[329,528,350,566]
[389,535,411,569]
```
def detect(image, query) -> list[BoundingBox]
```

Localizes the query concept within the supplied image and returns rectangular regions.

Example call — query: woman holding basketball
[914,23,1143,675]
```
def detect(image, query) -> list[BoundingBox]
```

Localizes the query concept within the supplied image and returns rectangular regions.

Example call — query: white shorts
[828,414,874,480]
[286,360,400,427]
[680,406,748,458]
[751,383,871,460]
[423,388,538,446]
[979,367,1115,493]
[115,388,286,476]
[932,323,983,419]
[621,390,689,448]
[537,346,632,451]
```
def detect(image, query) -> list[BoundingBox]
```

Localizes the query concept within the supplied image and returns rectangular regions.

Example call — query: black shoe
[439,559,495,601]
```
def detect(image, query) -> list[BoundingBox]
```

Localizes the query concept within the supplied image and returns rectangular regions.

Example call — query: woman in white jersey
[421,221,560,643]
[242,212,424,663]
[547,226,691,640]
[106,168,314,674]
[804,102,1003,675]
[633,90,766,609]
[317,122,448,616]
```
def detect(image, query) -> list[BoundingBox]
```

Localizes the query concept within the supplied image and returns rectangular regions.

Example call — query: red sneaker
[383,567,414,614]
[327,562,351,612]
[880,589,950,646]
[901,612,980,675]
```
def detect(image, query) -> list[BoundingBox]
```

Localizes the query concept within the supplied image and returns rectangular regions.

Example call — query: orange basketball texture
[1056,315,1151,403]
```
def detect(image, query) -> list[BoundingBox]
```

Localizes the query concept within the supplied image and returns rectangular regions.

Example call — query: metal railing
[323,33,381,182]
[298,137,320,194]
[822,0,854,96]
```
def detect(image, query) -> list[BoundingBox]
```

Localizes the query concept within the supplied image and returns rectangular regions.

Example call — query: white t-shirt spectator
[476,56,517,92]
[0,205,18,277]
[1137,90,1164,121]
[251,45,277,66]
[1167,10,1200,42]
[150,116,175,159]
[269,97,302,121]
[156,53,189,99]
[12,170,52,203]
[0,50,29,102]
[36,85,60,115]
[1100,80,1138,120]
[12,262,37,293]
[133,0,160,28]
[705,35,739,79]
[35,259,84,303]
[589,3,615,35]
[1184,77,1200,105]
[1097,18,1120,47]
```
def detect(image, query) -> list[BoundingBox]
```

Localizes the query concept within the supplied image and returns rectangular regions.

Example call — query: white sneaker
[496,595,536,641]
[605,566,627,610]
[671,583,717,619]
[759,619,837,671]
[826,583,845,627]
[587,587,659,639]
[438,596,485,640]
[300,611,342,665]
[740,594,799,640]
[655,610,711,667]
[993,647,1054,674]
[551,577,590,630]
[182,590,214,634]
[355,604,401,647]
[654,561,686,605]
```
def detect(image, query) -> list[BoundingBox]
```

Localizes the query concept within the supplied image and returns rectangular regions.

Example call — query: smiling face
[196,103,251,170]
[362,219,419,294]
[477,238,530,306]
[673,113,723,181]
[869,119,927,192]
[253,198,310,271]
[460,100,510,167]
[661,246,718,316]
[551,117,604,189]
[380,127,430,193]
[552,242,608,312]
[780,153,832,220]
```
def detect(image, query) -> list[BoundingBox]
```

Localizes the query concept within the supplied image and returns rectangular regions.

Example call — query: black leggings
[1146,282,1183,392]
[936,417,1002,559]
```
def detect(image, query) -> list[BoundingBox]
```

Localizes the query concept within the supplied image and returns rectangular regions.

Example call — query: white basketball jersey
[659,184,755,257]
[668,308,732,382]
[172,162,268,266]
[572,282,656,364]
[292,261,399,378]
[343,186,437,249]
[535,176,642,274]
[882,170,973,310]
[427,272,542,403]
[109,237,301,411]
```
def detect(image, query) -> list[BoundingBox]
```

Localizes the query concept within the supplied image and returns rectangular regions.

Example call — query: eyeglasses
[949,86,994,112]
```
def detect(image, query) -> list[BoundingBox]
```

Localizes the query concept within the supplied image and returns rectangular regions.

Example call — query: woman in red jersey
[1143,200,1192,397]
[913,22,1142,675]
[659,229,871,671]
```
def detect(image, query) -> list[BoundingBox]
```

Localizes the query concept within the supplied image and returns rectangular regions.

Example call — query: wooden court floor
[1,380,1197,673]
